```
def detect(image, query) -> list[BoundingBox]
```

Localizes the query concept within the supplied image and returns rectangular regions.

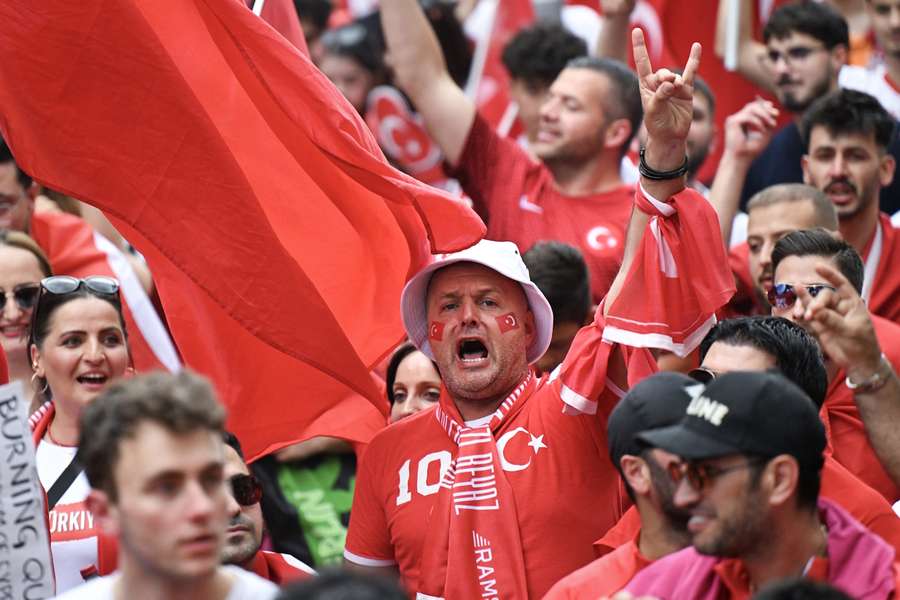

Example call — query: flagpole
[252,0,266,17]
[463,0,498,100]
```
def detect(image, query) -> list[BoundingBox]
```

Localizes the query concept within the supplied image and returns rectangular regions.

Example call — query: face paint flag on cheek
[429,321,445,342]
[496,313,519,333]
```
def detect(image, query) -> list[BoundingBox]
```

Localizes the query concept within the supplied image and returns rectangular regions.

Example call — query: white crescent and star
[496,427,548,472]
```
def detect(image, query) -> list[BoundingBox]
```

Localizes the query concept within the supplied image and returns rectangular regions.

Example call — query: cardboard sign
[0,381,55,599]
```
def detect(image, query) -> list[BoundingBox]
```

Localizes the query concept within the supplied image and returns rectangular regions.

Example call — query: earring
[30,372,49,396]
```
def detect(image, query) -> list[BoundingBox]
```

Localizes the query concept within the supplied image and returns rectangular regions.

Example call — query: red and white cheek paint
[429,321,445,342]
[496,313,519,333]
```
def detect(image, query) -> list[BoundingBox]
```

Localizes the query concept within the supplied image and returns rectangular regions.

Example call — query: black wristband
[639,147,689,180]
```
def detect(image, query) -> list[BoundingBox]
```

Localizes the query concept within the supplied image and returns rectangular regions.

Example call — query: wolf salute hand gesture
[633,28,701,199]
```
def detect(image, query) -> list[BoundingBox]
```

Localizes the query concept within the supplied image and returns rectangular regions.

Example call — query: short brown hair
[78,370,226,500]
[747,184,838,231]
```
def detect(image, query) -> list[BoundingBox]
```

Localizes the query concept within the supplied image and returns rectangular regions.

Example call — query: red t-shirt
[344,335,631,598]
[864,213,900,324]
[824,314,900,502]
[453,114,634,303]
[544,522,651,599]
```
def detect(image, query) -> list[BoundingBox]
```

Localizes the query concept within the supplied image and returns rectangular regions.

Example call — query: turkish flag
[0,0,484,459]
[252,0,310,57]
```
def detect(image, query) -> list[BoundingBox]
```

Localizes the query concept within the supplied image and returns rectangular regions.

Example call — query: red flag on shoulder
[0,0,484,459]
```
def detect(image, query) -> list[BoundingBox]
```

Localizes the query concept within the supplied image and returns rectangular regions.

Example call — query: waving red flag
[0,0,484,459]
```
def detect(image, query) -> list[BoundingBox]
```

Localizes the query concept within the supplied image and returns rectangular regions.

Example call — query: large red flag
[0,0,484,459]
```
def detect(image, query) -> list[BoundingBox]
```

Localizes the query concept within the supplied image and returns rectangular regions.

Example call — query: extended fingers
[632,28,653,79]
[681,42,702,86]
[814,263,860,301]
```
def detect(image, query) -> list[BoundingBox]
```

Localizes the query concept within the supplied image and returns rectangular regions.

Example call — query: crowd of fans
[5,0,900,598]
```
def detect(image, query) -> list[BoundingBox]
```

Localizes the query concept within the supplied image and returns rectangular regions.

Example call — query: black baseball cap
[637,371,826,469]
[608,372,704,472]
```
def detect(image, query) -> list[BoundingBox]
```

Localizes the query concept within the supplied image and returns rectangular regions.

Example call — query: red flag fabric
[30,211,182,375]
[468,0,534,133]
[602,187,736,357]
[0,0,484,459]
[252,0,311,57]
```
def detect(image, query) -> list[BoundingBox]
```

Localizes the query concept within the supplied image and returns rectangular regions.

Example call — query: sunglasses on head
[40,275,120,297]
[229,474,263,507]
[666,457,768,492]
[766,283,835,310]
[0,283,40,312]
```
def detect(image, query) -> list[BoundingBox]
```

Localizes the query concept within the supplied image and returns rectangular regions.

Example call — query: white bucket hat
[400,240,554,364]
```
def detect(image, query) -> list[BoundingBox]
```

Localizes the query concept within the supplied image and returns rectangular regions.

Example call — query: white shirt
[52,565,279,600]
[839,63,900,121]
[36,439,96,594]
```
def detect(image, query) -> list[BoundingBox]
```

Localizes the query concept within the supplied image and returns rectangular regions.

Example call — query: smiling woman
[26,275,131,593]
[0,230,52,390]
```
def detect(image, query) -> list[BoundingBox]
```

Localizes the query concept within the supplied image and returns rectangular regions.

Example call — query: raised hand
[794,263,883,378]
[722,98,779,163]
[632,28,701,159]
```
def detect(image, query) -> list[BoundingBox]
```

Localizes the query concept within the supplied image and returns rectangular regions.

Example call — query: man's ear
[86,489,121,538]
[604,118,633,154]
[801,155,811,183]
[879,153,896,188]
[763,455,799,509]
[620,455,651,497]
[26,182,39,201]
[523,309,537,347]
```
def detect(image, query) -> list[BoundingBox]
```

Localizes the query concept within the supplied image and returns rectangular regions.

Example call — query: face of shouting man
[425,263,535,412]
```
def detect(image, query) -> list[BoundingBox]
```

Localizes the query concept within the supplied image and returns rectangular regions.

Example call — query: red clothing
[453,114,634,302]
[824,314,900,501]
[865,213,900,324]
[344,362,630,598]
[544,525,650,599]
[246,551,315,585]
[30,211,180,374]
[722,242,764,319]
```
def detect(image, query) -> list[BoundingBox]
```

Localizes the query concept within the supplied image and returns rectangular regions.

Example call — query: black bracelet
[639,147,689,180]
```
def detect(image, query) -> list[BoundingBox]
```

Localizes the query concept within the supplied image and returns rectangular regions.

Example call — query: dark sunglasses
[667,457,768,492]
[688,367,718,384]
[766,283,835,310]
[229,474,263,507]
[0,283,40,312]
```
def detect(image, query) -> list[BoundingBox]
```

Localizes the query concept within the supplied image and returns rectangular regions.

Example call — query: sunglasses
[41,275,120,296]
[766,283,835,310]
[0,283,40,312]
[667,457,768,492]
[229,474,263,507]
[688,367,718,384]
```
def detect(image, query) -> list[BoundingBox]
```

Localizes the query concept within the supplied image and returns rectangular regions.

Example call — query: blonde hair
[0,230,53,277]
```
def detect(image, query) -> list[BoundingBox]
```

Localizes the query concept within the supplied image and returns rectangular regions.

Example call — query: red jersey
[544,518,650,599]
[864,213,900,324]
[824,314,900,501]
[344,362,630,598]
[543,536,648,600]
[453,114,634,303]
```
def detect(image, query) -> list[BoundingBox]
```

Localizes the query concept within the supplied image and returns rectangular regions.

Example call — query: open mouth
[77,373,109,385]
[457,339,488,363]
